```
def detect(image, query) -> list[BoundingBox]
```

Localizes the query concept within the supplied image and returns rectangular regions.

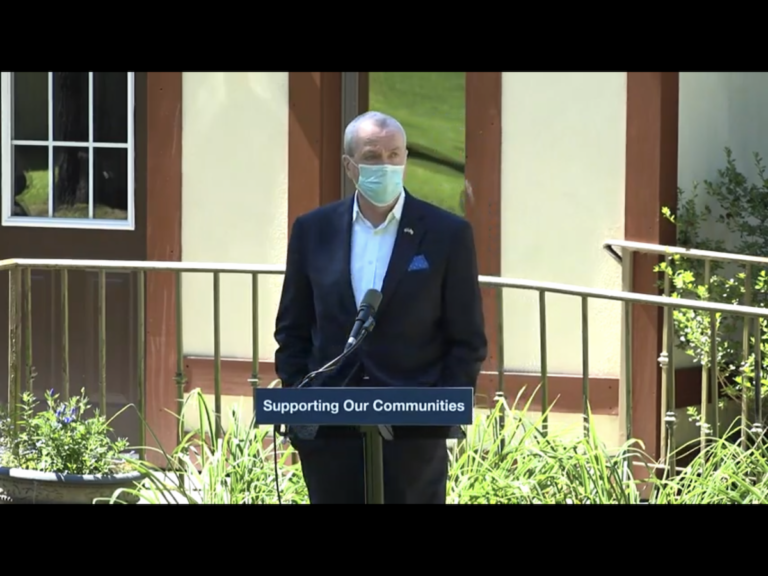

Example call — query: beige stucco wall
[499,72,626,377]
[180,72,288,361]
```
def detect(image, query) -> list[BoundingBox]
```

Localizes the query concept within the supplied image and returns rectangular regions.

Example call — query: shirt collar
[352,189,405,225]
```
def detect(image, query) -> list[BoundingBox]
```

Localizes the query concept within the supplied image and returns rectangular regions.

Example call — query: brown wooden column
[465,73,502,377]
[145,72,183,462]
[625,72,680,461]
[288,72,342,229]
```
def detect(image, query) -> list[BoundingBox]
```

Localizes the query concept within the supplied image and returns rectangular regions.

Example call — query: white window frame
[0,72,135,230]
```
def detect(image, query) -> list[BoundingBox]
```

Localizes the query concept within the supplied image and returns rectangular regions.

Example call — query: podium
[254,386,473,504]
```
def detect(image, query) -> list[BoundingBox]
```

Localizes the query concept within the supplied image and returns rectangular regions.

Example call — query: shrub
[0,389,129,475]
[657,147,768,428]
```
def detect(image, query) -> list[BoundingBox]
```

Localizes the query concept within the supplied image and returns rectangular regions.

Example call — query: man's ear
[342,156,356,180]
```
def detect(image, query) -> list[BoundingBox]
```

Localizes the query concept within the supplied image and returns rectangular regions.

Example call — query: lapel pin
[404,227,413,235]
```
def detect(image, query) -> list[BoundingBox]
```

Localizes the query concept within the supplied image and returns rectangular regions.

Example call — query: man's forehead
[357,124,404,149]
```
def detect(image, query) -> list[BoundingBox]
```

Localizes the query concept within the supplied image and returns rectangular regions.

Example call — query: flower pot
[0,466,145,504]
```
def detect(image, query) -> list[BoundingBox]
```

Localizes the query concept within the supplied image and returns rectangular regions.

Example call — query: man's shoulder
[294,197,351,228]
[293,198,352,229]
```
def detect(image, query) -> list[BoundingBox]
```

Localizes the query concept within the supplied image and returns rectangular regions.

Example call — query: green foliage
[447,399,643,504]
[656,147,768,425]
[107,388,768,504]
[653,427,768,503]
[112,389,645,504]
[90,383,768,504]
[0,389,128,475]
[111,388,307,504]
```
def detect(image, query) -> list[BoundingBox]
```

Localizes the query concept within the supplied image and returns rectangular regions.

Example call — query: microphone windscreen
[361,288,382,312]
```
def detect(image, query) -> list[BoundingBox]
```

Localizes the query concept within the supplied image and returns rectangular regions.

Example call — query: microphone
[345,289,382,352]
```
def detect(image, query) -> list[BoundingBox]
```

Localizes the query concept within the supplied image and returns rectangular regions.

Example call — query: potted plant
[0,389,144,504]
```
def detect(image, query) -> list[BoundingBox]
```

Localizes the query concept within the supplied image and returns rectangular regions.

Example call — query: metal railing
[2,255,767,472]
[0,258,284,458]
[605,239,768,460]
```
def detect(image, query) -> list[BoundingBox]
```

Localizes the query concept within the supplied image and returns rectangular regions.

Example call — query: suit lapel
[379,192,426,314]
[336,198,357,316]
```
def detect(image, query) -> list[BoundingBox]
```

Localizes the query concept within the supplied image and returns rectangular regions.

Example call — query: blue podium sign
[254,387,473,426]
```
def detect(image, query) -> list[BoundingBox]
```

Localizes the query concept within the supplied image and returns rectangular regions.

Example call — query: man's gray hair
[343,111,407,157]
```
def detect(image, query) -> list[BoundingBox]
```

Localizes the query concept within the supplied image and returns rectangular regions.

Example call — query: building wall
[678,72,768,205]
[180,72,289,361]
[499,72,627,377]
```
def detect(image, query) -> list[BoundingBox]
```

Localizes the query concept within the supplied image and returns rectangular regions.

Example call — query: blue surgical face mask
[354,163,404,206]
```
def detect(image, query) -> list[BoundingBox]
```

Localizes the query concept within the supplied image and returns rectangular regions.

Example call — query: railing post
[23,268,34,394]
[97,270,107,416]
[752,316,763,437]
[60,269,70,401]
[538,291,548,436]
[658,257,676,471]
[493,286,505,452]
[136,270,146,460]
[620,251,634,445]
[741,264,752,449]
[7,267,22,437]
[248,272,260,425]
[580,296,590,437]
[212,272,222,439]
[700,260,711,452]
[174,271,186,446]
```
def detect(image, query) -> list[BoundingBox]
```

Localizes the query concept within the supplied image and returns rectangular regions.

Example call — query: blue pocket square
[408,254,429,271]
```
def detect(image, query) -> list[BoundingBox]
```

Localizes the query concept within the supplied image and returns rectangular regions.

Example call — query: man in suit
[274,110,487,504]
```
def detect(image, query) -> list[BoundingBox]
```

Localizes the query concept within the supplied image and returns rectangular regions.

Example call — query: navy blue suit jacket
[274,192,487,436]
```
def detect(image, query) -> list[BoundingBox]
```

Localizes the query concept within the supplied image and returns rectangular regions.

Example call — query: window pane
[52,146,88,218]
[52,72,88,142]
[4,72,132,224]
[13,72,48,141]
[368,72,466,216]
[93,73,128,143]
[14,145,50,217]
[94,148,128,219]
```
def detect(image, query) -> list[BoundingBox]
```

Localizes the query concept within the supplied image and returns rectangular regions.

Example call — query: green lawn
[17,170,127,220]
[369,72,466,215]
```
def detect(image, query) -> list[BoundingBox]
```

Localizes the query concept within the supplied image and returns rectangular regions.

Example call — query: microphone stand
[347,317,386,504]
[268,316,388,504]
[361,425,385,504]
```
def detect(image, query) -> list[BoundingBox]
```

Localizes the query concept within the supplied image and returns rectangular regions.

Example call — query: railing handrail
[1,257,767,319]
[604,237,768,461]
[603,238,768,268]
[477,274,768,317]
[0,258,287,275]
